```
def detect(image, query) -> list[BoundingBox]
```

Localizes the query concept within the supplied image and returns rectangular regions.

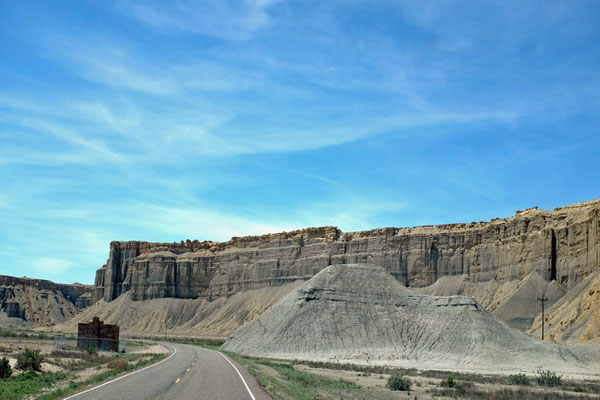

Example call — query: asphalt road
[64,343,272,400]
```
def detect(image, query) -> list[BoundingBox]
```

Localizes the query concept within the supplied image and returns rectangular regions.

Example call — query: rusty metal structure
[77,317,120,352]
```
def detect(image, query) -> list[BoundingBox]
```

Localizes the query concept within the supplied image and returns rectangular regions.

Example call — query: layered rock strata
[93,199,600,304]
[0,275,92,327]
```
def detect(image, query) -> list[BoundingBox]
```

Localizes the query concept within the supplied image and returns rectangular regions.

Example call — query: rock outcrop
[90,198,600,341]
[94,199,599,301]
[221,264,599,374]
[0,275,92,327]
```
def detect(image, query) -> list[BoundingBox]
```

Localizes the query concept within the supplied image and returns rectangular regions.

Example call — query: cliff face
[93,199,600,304]
[0,275,92,327]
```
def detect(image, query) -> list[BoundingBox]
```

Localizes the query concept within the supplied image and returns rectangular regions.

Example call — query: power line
[538,293,549,340]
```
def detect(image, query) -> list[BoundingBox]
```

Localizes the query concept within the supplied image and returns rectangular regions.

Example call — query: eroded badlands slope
[221,264,599,375]
[0,275,91,327]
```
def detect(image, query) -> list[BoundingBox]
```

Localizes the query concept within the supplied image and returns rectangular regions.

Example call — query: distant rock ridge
[93,199,600,305]
[0,275,92,327]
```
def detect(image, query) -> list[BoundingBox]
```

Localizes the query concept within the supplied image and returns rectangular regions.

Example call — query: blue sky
[1,0,599,284]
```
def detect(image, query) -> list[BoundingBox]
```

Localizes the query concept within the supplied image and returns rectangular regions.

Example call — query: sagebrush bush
[107,359,129,370]
[16,348,44,372]
[0,356,12,378]
[536,369,562,387]
[509,373,531,386]
[441,376,456,388]
[387,370,411,391]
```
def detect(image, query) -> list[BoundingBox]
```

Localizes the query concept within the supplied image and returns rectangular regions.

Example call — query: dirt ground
[295,364,600,399]
[0,337,57,374]
[0,336,167,377]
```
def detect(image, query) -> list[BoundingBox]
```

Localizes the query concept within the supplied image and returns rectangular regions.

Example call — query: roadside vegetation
[0,328,54,340]
[0,329,166,400]
[224,353,366,400]
[38,353,165,400]
[0,357,12,378]
[387,371,411,391]
[196,345,600,400]
[128,334,225,350]
[119,336,600,399]
[508,373,532,386]
[16,348,44,372]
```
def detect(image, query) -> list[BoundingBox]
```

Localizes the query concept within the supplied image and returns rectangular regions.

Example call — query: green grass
[39,353,165,400]
[125,340,150,347]
[126,334,225,350]
[0,352,164,400]
[164,336,224,350]
[0,328,54,340]
[0,371,70,400]
[509,373,532,386]
[224,353,363,400]
[49,349,151,371]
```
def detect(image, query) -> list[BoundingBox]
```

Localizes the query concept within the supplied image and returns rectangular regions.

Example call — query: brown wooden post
[537,293,548,340]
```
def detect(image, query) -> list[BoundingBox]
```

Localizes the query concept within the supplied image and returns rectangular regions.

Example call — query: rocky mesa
[89,198,599,341]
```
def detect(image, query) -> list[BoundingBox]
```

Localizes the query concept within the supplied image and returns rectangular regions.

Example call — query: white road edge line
[63,344,177,400]
[219,352,257,400]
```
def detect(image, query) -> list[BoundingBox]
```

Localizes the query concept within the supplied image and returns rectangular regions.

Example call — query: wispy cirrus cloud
[1,0,599,286]
[116,0,282,41]
[7,2,559,168]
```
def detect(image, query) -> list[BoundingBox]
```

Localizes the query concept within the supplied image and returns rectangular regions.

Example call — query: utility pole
[538,293,548,340]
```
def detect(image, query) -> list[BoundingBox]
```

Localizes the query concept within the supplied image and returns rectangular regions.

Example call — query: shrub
[107,359,129,370]
[441,376,456,388]
[536,369,562,387]
[87,347,98,356]
[0,357,12,378]
[509,373,531,386]
[16,348,44,372]
[387,370,412,391]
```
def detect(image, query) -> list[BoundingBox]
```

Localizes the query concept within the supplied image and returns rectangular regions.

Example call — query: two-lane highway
[64,343,271,400]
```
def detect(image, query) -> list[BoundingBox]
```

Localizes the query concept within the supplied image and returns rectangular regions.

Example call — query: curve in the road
[61,343,270,400]
[63,344,178,400]
[219,352,256,400]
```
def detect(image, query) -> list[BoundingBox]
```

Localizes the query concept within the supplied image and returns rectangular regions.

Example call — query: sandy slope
[416,270,566,331]
[222,264,600,377]
[529,271,600,344]
[53,280,304,337]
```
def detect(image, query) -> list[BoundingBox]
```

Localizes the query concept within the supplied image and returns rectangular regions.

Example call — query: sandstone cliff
[94,199,599,301]
[0,275,92,327]
[90,198,600,342]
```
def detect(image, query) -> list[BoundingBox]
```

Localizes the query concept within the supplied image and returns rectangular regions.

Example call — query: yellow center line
[186,368,190,372]
[175,378,181,384]
[192,362,195,366]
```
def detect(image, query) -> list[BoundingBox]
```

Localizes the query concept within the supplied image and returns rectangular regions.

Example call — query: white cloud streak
[117,0,282,40]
